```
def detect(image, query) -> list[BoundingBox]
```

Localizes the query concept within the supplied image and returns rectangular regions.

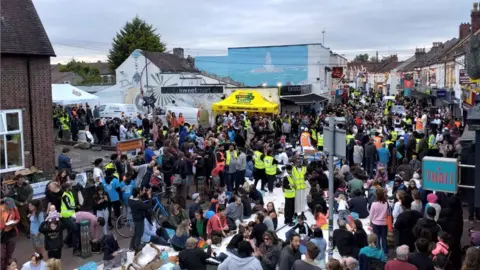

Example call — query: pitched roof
[424,39,458,66]
[440,29,480,62]
[86,62,112,75]
[0,0,55,56]
[347,61,380,72]
[141,51,198,73]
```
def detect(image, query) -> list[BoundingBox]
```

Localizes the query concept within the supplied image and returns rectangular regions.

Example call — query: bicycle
[115,191,170,238]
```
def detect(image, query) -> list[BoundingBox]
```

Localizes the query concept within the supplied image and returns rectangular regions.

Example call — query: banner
[161,86,224,94]
[422,157,458,193]
[459,69,470,85]
[279,85,311,96]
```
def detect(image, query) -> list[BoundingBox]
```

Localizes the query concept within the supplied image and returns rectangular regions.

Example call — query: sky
[34,0,472,64]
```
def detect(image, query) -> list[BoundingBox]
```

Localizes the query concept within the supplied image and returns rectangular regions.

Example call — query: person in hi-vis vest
[282,165,296,226]
[60,182,81,256]
[252,145,266,191]
[300,127,312,148]
[264,148,278,194]
[293,157,308,218]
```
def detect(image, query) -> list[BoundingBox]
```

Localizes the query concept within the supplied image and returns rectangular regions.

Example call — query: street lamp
[277,82,282,87]
[262,83,267,87]
[466,96,480,208]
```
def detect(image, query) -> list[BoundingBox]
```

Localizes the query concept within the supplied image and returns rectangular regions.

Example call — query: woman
[191,209,208,240]
[358,233,386,262]
[411,189,423,213]
[44,181,62,215]
[178,113,185,126]
[142,211,170,246]
[256,231,281,270]
[170,220,190,251]
[167,203,189,230]
[119,173,135,217]
[461,247,480,270]
[309,228,327,268]
[54,169,70,185]
[1,198,20,270]
[266,202,278,230]
[102,169,121,230]
[103,234,124,269]
[45,259,61,270]
[170,112,179,129]
[369,188,388,255]
[93,185,109,236]
[28,200,48,260]
[7,259,17,270]
[352,219,368,249]
[392,190,405,223]
[21,253,46,270]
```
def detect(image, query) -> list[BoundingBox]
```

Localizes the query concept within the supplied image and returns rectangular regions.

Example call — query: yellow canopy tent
[212,90,279,114]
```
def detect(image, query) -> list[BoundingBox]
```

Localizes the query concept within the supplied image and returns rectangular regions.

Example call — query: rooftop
[141,51,198,73]
[1,0,55,56]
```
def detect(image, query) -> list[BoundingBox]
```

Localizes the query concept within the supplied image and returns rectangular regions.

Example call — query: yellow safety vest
[284,176,295,198]
[428,135,437,149]
[225,150,238,165]
[60,116,70,131]
[311,130,317,141]
[391,131,398,142]
[317,133,323,147]
[405,118,412,125]
[217,125,222,133]
[346,134,354,144]
[244,120,251,129]
[253,151,265,169]
[385,140,393,147]
[104,162,119,178]
[137,129,143,138]
[264,156,276,175]
[415,138,420,153]
[292,166,306,190]
[162,130,167,136]
[60,191,76,218]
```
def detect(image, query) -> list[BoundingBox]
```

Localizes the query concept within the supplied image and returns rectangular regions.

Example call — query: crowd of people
[1,88,480,270]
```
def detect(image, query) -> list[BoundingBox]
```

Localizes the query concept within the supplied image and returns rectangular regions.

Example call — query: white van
[99,103,137,119]
[158,106,209,128]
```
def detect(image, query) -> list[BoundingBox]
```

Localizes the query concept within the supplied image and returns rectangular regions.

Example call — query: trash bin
[80,220,92,259]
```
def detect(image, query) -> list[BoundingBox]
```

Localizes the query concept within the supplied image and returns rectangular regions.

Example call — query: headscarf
[4,197,15,209]
[103,234,120,261]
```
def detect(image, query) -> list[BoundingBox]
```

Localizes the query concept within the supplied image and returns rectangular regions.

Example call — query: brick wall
[0,55,55,174]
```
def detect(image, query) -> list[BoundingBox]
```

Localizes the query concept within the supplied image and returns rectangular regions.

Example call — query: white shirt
[93,167,104,184]
[275,152,289,165]
[337,200,348,211]
[22,261,46,270]
[120,124,128,140]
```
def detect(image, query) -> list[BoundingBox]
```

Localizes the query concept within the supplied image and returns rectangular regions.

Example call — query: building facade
[0,0,56,174]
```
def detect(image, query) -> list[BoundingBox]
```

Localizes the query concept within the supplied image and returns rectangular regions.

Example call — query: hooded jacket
[258,243,282,270]
[217,254,262,270]
[278,245,302,270]
[38,221,63,251]
[413,217,441,242]
[103,234,120,261]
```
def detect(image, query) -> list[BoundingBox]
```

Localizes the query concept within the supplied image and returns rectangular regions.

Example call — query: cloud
[34,0,472,63]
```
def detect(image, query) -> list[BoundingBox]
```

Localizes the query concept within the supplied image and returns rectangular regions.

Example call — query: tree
[467,34,480,79]
[58,59,102,84]
[353,54,369,62]
[108,16,166,71]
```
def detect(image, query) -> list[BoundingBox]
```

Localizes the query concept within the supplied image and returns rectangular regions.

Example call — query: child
[45,205,60,222]
[314,205,328,230]
[28,200,47,260]
[425,193,441,221]
[38,220,63,259]
[432,231,450,258]
[336,194,350,223]
[209,193,219,213]
[287,214,313,238]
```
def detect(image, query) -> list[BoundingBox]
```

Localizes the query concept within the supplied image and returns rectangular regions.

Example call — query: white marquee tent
[52,84,99,105]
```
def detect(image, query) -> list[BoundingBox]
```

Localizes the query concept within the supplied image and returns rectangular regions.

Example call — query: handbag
[386,203,393,232]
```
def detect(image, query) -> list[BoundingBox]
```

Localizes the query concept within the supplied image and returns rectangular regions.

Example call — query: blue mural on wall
[196,45,308,87]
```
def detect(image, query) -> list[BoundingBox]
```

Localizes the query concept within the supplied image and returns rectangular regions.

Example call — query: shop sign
[161,86,224,94]
[459,69,470,85]
[31,180,49,199]
[279,85,310,96]
[116,138,144,154]
[332,67,344,79]
[436,89,446,97]
[235,92,255,104]
[422,157,458,193]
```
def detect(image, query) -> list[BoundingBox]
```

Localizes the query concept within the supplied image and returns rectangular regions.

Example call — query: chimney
[186,55,195,67]
[460,23,471,40]
[173,48,184,59]
[415,48,426,60]
[472,3,480,33]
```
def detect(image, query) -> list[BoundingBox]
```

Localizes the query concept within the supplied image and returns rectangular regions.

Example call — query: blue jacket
[141,218,156,243]
[57,154,72,172]
[377,148,390,166]
[358,246,386,262]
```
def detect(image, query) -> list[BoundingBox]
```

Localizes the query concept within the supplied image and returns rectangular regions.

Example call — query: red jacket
[206,213,227,235]
[384,259,418,270]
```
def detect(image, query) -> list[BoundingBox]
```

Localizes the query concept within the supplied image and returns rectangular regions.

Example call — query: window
[0,110,24,173]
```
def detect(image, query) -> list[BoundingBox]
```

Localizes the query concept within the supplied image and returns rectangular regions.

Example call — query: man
[332,220,357,257]
[104,154,121,179]
[206,205,229,240]
[291,242,322,270]
[344,257,359,270]
[178,237,213,270]
[263,149,277,194]
[57,147,72,173]
[235,147,247,190]
[413,207,441,243]
[144,142,156,163]
[282,165,296,226]
[408,238,434,270]
[225,196,243,231]
[293,158,307,218]
[225,144,238,192]
[13,174,33,238]
[278,233,301,270]
[253,145,266,191]
[93,105,100,118]
[377,143,390,170]
[129,187,152,252]
[385,245,418,270]
[60,182,80,256]
[74,211,105,242]
[394,194,423,251]
[364,138,377,178]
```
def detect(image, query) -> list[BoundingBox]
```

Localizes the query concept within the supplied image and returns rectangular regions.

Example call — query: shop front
[461,87,478,123]
[279,85,328,114]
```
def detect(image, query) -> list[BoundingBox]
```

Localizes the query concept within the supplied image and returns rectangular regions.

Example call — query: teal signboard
[422,157,458,193]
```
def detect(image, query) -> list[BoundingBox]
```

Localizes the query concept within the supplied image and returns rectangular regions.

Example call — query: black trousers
[108,201,122,227]
[226,217,237,231]
[48,249,62,259]
[61,217,79,253]
[130,221,144,252]
[253,169,266,190]
[266,175,276,192]
[284,197,295,224]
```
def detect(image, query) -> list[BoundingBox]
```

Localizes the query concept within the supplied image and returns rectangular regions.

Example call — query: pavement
[9,144,480,269]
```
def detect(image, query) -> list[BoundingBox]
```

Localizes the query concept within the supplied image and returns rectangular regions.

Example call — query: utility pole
[376,51,379,63]
[322,29,326,46]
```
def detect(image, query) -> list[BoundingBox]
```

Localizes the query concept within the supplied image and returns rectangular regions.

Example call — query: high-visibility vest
[428,135,437,149]
[405,118,412,125]
[253,151,265,169]
[317,133,323,147]
[415,118,423,131]
[284,176,295,198]
[385,140,393,147]
[60,116,70,131]
[216,151,225,167]
[217,125,222,133]
[225,150,238,165]
[292,166,306,190]
[391,131,398,142]
[60,191,76,218]
[374,136,382,149]
[300,133,311,147]
[244,119,251,129]
[162,130,167,136]
[346,134,354,144]
[416,138,420,152]
[104,162,119,178]
[264,156,276,175]
[311,130,317,141]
